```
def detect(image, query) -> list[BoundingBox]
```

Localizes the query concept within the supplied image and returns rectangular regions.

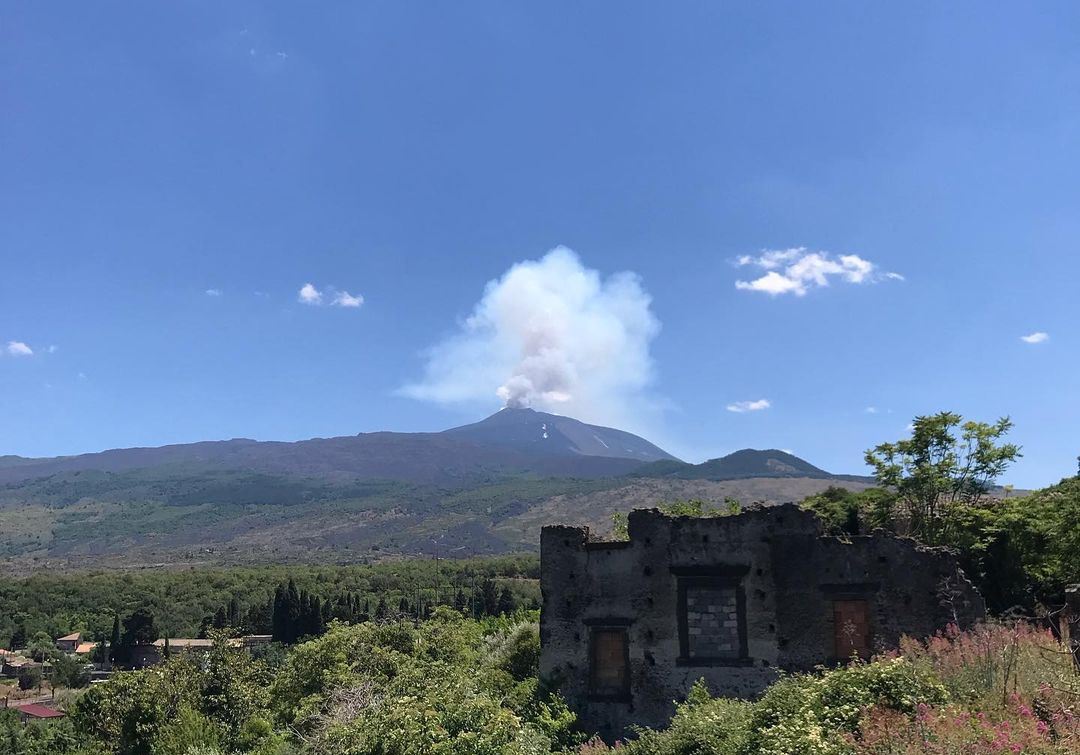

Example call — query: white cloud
[332,290,364,308]
[205,288,223,297]
[726,398,771,413]
[46,345,58,354]
[734,247,901,297]
[1020,331,1048,344]
[400,246,661,429]
[298,283,323,305]
[299,283,364,308]
[864,406,879,414]
[735,271,804,296]
[6,341,33,357]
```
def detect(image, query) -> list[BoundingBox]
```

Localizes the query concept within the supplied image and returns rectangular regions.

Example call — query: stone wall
[539,504,985,740]
[1067,585,1080,671]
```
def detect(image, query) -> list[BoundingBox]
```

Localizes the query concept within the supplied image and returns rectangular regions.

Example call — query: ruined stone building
[539,504,985,739]
[1067,585,1080,671]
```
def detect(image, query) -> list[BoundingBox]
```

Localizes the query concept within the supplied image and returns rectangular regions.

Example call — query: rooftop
[16,704,65,719]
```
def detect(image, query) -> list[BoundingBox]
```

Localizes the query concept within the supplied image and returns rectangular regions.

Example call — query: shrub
[620,679,751,755]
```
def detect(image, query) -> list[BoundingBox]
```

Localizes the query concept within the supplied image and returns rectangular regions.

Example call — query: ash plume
[400,247,661,428]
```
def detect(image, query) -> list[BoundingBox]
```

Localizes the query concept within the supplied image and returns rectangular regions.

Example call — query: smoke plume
[400,247,661,427]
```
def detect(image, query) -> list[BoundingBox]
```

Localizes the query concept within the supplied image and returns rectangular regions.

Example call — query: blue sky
[2,2,1077,488]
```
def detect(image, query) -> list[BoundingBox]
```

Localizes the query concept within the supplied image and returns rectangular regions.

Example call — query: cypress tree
[286,579,301,643]
[481,579,499,616]
[108,614,121,664]
[271,584,286,642]
[497,586,515,616]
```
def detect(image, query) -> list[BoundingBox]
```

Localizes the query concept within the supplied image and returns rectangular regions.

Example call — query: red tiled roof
[16,704,65,719]
[57,632,81,642]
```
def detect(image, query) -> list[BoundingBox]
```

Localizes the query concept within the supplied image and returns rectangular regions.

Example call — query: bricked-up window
[675,568,749,665]
[833,599,871,660]
[589,628,629,698]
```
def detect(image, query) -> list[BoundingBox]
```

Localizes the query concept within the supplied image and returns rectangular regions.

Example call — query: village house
[539,504,985,739]
[54,632,81,654]
[13,703,65,723]
[1,654,42,679]
[128,635,271,669]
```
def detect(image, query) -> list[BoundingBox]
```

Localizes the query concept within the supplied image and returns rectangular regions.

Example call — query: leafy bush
[620,679,751,755]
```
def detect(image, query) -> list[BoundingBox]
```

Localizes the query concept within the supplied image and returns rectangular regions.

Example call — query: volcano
[442,407,678,462]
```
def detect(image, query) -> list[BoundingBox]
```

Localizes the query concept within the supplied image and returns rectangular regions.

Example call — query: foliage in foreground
[594,622,1079,755]
[10,613,1077,755]
[43,609,576,755]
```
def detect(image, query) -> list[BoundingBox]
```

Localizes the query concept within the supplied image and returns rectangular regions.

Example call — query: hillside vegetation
[0,471,866,573]
[5,614,1077,754]
[0,556,539,647]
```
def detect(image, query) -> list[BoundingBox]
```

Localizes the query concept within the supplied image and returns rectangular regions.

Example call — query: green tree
[52,653,91,689]
[26,631,57,663]
[480,579,499,617]
[151,706,221,755]
[864,412,1020,543]
[108,613,122,665]
[121,607,159,647]
[17,666,42,692]
[497,586,516,616]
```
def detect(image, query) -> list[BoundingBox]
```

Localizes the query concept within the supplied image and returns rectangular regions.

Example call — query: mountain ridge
[0,409,874,571]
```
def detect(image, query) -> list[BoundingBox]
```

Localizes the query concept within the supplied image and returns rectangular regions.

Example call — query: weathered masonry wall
[539,504,985,740]
[1067,585,1080,671]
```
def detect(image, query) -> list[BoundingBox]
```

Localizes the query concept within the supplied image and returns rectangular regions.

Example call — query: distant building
[1,655,41,679]
[15,704,65,723]
[540,504,985,739]
[128,636,268,669]
[55,633,81,654]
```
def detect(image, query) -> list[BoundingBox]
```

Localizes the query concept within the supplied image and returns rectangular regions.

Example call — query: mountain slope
[0,409,677,487]
[443,408,677,462]
[632,448,870,481]
[0,412,874,572]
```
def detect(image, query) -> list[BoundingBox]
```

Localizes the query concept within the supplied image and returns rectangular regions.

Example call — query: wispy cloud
[726,398,771,413]
[6,341,33,357]
[332,291,364,308]
[205,288,223,297]
[299,283,364,309]
[1020,331,1048,344]
[864,406,879,414]
[734,248,901,297]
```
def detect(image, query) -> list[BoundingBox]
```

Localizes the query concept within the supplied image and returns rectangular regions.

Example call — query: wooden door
[833,600,871,660]
[590,629,629,696]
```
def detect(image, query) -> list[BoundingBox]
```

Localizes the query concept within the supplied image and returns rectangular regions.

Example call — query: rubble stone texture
[539,504,985,740]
